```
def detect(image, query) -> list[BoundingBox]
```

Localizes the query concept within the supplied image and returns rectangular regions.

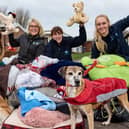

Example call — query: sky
[0,0,129,40]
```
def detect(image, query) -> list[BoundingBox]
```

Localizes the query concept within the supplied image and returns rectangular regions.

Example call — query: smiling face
[52,33,63,44]
[28,21,40,36]
[95,15,110,37]
[51,26,63,44]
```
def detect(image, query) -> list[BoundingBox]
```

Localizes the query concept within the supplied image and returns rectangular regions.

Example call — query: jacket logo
[32,41,40,45]
[64,50,69,55]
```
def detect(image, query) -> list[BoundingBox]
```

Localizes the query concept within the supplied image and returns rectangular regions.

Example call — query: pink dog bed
[18,107,70,128]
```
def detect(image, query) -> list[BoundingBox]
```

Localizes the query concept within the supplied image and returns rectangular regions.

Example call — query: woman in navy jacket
[44,24,86,61]
[91,15,129,61]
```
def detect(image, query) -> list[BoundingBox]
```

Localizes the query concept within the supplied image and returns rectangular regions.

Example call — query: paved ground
[95,121,129,129]
[84,119,129,129]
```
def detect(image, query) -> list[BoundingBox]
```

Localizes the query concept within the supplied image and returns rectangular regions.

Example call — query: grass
[72,52,91,60]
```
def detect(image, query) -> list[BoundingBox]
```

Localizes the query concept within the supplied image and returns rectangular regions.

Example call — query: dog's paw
[102,121,110,126]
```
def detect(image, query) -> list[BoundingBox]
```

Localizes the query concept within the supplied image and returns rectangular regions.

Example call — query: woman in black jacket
[44,24,87,61]
[91,15,129,61]
[8,18,46,64]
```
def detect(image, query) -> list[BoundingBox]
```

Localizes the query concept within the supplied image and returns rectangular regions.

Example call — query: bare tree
[22,10,30,28]
[0,7,8,24]
[16,8,30,28]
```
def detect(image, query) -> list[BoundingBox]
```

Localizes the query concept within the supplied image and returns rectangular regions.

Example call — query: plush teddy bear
[0,12,19,35]
[66,1,88,26]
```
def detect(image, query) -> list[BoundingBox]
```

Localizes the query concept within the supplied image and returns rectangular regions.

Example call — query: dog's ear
[58,66,67,78]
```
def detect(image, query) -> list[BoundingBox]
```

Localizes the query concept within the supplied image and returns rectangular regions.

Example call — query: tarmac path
[84,120,129,129]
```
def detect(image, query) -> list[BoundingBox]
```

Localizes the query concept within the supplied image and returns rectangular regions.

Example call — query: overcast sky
[1,0,129,40]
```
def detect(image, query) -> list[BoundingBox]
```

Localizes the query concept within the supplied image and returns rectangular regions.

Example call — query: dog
[0,95,12,124]
[58,66,129,129]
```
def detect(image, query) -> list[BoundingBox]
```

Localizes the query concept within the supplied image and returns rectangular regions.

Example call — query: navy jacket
[44,25,86,61]
[91,15,129,61]
[9,33,46,64]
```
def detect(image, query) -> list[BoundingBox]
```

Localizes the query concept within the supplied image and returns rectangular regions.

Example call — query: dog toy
[66,1,88,26]
[0,12,19,35]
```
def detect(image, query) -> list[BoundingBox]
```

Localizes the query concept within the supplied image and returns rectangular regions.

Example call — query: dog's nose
[75,8,77,11]
[75,80,80,86]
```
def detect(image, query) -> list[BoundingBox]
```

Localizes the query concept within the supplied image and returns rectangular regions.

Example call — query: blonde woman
[91,15,129,61]
[8,18,46,64]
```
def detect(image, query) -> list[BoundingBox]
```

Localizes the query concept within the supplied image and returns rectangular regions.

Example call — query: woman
[44,24,87,61]
[91,15,129,61]
[8,18,46,64]
[91,15,129,123]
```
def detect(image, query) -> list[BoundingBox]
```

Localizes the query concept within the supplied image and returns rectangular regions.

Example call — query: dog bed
[81,54,129,87]
[2,109,85,129]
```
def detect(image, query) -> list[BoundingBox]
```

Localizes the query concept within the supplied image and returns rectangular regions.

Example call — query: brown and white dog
[58,66,129,129]
[0,95,12,125]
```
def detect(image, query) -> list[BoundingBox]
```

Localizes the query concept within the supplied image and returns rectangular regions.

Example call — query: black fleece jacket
[91,15,129,61]
[8,33,46,64]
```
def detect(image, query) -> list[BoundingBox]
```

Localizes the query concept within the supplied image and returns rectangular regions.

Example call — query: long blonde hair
[27,18,44,37]
[94,14,110,53]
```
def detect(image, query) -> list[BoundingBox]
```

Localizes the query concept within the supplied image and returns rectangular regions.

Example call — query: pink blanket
[18,107,70,128]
